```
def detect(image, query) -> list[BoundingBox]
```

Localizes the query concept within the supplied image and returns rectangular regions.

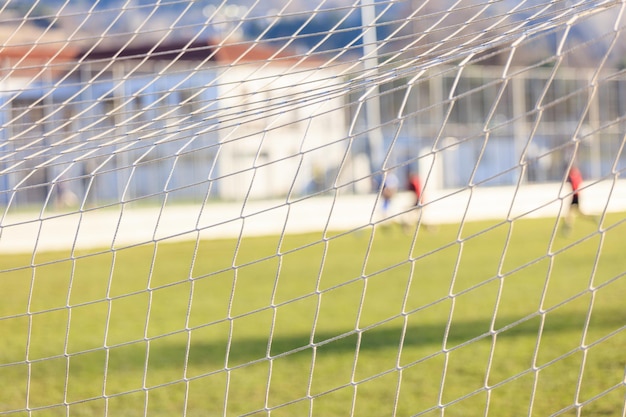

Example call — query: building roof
[0,19,334,82]
[79,38,216,63]
[0,21,79,78]
[209,39,307,65]
[78,37,326,68]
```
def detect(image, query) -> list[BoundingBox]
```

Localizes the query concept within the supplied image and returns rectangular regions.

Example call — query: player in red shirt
[408,173,423,207]
[562,165,597,236]
[401,172,435,233]
[568,166,583,206]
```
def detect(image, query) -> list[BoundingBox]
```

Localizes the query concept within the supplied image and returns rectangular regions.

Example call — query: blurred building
[373,64,626,190]
[1,17,625,208]
[0,28,351,207]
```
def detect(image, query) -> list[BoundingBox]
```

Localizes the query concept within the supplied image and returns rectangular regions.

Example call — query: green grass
[1,213,625,416]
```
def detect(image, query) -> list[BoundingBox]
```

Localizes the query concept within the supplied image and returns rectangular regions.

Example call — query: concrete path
[1,179,625,254]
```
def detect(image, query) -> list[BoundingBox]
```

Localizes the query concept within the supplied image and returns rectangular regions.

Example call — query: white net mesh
[1,1,625,416]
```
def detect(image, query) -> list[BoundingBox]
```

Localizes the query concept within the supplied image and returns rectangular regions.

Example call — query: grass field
[1,212,625,416]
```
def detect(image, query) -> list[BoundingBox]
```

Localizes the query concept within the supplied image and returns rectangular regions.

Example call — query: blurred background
[1,0,625,208]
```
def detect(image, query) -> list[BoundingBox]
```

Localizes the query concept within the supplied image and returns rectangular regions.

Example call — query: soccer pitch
[1,213,625,416]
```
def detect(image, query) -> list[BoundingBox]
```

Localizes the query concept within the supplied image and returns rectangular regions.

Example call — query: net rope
[0,1,625,416]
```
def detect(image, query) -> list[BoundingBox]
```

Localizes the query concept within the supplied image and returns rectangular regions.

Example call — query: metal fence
[371,65,626,189]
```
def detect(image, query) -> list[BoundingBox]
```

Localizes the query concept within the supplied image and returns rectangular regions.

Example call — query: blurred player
[402,172,434,233]
[561,165,597,236]
[408,172,423,207]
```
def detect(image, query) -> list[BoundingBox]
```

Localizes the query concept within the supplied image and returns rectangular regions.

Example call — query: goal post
[1,1,625,416]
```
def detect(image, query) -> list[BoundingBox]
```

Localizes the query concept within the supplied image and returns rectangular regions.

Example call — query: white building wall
[215,64,347,200]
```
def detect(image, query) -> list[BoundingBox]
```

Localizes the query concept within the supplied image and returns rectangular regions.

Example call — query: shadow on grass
[100,308,625,372]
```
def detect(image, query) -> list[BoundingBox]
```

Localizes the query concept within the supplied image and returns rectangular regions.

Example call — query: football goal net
[1,0,625,416]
